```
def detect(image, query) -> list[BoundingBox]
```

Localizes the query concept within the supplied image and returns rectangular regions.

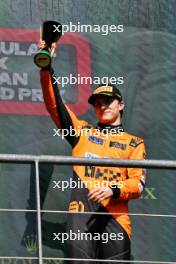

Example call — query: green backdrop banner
[0,0,176,263]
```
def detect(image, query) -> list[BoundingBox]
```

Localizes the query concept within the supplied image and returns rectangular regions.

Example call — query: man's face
[93,95,124,125]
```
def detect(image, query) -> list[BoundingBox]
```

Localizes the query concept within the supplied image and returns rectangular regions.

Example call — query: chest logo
[88,136,104,145]
[109,141,127,150]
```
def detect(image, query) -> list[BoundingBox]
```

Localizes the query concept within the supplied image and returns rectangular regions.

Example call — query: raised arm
[40,68,85,147]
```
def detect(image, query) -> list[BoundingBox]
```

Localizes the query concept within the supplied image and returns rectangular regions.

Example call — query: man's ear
[119,100,125,111]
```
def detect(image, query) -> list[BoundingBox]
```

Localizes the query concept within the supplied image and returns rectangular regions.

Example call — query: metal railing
[0,154,176,264]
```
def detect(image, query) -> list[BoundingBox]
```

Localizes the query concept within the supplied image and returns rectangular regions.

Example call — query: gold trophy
[34,21,62,68]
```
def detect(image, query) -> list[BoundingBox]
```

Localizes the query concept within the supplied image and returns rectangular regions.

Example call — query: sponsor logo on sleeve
[129,137,143,147]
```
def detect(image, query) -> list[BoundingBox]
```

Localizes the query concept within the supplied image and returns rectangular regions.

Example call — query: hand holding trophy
[34,21,62,68]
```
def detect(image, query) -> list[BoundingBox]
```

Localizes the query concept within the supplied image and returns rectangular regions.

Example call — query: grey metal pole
[0,154,176,169]
[35,160,43,264]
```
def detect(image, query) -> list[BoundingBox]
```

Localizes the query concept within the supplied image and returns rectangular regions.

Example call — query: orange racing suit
[40,68,146,262]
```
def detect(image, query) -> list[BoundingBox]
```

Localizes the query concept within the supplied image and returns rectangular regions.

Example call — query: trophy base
[34,50,51,68]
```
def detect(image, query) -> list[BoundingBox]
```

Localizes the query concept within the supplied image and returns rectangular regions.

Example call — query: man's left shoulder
[125,132,144,148]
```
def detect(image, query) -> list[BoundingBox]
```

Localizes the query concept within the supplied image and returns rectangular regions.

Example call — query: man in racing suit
[39,40,146,263]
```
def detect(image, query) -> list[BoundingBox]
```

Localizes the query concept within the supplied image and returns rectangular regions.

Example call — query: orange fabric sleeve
[40,70,84,131]
[40,70,61,128]
[119,141,146,200]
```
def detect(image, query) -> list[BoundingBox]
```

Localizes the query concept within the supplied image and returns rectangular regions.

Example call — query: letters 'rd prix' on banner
[0,28,91,116]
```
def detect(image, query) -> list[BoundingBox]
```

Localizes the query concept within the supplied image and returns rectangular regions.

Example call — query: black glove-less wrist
[110,185,120,198]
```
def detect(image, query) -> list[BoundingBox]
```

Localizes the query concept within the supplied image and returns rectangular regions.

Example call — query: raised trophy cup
[34,21,62,68]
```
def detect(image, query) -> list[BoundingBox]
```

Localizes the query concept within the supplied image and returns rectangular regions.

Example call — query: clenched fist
[38,40,57,56]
